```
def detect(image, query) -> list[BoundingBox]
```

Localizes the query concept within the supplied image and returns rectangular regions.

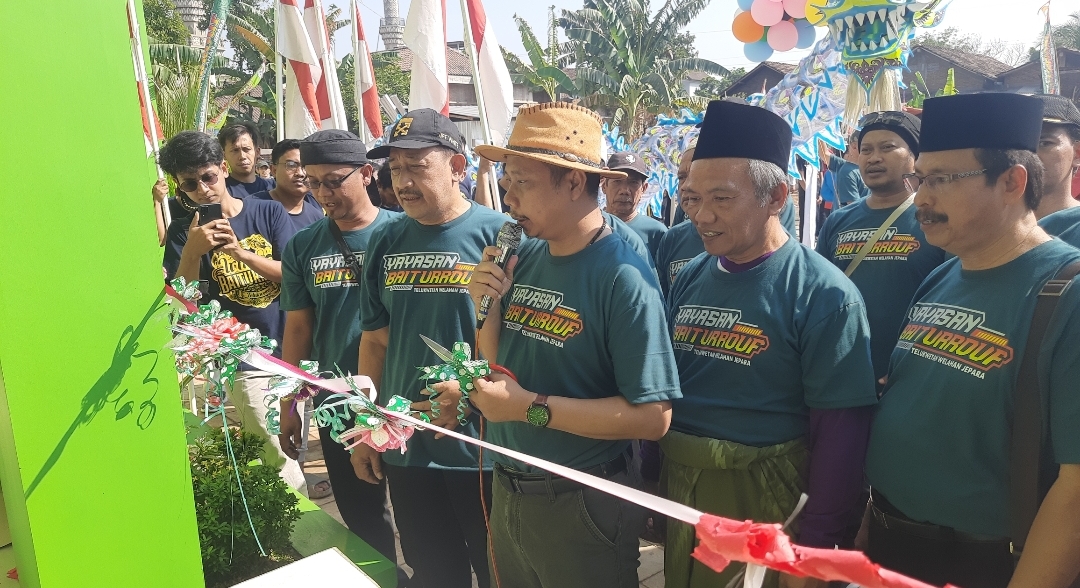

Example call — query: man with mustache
[865,93,1080,588]
[603,151,667,264]
[251,139,324,233]
[663,101,877,588]
[459,101,681,587]
[1034,95,1080,247]
[351,109,506,588]
[816,111,946,386]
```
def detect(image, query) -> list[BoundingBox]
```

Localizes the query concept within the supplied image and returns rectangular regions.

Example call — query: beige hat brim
[475,145,627,179]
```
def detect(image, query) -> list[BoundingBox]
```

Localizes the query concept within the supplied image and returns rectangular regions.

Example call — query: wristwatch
[526,394,551,427]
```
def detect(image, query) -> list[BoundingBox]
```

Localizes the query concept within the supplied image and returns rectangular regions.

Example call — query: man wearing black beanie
[866,93,1080,588]
[816,111,946,384]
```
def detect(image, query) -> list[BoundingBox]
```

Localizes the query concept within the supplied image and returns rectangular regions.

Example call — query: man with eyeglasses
[603,152,667,264]
[1034,95,1080,247]
[251,139,323,233]
[816,111,946,387]
[159,130,305,493]
[865,93,1080,588]
[351,109,507,588]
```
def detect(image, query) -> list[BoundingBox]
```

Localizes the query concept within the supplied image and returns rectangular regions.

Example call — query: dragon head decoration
[807,0,948,125]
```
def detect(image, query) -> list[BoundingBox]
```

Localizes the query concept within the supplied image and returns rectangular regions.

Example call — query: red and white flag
[127,0,163,161]
[464,0,514,146]
[352,0,383,142]
[277,0,348,139]
[404,0,449,115]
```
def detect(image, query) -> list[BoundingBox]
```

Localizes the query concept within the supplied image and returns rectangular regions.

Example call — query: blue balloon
[795,19,817,49]
[743,40,774,62]
[737,0,755,10]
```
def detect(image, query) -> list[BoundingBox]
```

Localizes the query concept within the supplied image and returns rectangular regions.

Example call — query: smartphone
[197,203,223,225]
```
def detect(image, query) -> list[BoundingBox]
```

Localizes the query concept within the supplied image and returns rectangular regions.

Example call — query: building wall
[902,51,997,100]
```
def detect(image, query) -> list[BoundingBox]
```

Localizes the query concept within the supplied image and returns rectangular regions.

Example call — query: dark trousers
[318,425,397,562]
[384,464,493,588]
[866,497,1014,588]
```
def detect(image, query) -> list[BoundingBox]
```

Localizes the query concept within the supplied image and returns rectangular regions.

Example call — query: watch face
[526,404,550,427]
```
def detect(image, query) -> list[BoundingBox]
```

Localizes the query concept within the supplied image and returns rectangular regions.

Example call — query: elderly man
[251,138,323,233]
[663,101,877,588]
[865,93,1080,588]
[816,111,946,384]
[276,130,399,563]
[350,109,506,588]
[1034,95,1080,247]
[457,102,681,588]
[603,152,667,263]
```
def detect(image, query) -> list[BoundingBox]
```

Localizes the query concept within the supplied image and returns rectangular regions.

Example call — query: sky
[330,0,1075,72]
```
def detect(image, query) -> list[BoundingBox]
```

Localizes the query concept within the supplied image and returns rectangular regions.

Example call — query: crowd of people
[155,91,1080,588]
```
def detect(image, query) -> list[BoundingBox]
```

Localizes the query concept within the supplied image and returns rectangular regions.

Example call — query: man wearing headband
[275,129,399,565]
[865,93,1080,588]
[663,100,877,588]
[159,130,304,492]
[353,109,506,588]
[1034,94,1080,247]
[816,111,946,384]
[457,102,680,587]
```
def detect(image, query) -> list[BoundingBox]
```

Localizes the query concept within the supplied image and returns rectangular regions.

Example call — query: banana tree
[503,8,575,102]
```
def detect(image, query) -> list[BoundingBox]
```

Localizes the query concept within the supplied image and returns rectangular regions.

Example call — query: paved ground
[301,426,667,588]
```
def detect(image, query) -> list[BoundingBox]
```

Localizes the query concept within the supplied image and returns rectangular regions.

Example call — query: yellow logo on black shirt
[209,233,280,308]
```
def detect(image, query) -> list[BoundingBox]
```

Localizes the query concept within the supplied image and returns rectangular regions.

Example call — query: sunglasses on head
[177,170,220,193]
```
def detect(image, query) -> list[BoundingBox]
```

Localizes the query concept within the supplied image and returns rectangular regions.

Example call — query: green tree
[560,0,727,140]
[1051,11,1080,50]
[503,8,575,102]
[144,0,190,44]
[693,67,746,101]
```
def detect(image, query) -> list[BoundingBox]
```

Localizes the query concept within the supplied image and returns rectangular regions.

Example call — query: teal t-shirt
[668,238,877,447]
[866,240,1080,538]
[815,199,946,378]
[780,195,797,239]
[626,213,668,266]
[1038,206,1080,248]
[655,220,705,298]
[489,234,682,472]
[360,202,508,469]
[605,211,656,269]
[280,211,398,375]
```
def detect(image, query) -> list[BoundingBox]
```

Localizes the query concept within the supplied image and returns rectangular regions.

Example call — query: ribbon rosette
[313,375,430,455]
[264,360,320,435]
[417,341,491,425]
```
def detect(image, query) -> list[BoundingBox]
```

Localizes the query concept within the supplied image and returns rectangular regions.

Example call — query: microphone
[476,221,522,329]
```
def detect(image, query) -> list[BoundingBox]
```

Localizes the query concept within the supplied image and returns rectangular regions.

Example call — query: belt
[494,453,628,495]
[870,490,1009,545]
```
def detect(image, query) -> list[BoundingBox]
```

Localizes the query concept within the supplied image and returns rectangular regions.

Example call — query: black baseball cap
[1037,95,1080,129]
[606,152,648,179]
[367,108,466,159]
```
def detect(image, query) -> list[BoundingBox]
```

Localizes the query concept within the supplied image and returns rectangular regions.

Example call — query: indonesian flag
[404,0,449,115]
[277,0,348,139]
[352,0,383,142]
[127,0,163,159]
[464,0,514,146]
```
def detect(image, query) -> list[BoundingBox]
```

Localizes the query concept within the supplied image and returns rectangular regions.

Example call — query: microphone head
[496,221,522,251]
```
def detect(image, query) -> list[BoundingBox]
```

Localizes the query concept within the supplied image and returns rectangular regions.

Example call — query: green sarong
[659,430,808,588]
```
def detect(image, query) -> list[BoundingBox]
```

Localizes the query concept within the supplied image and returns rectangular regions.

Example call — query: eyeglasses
[281,161,304,174]
[177,171,220,193]
[307,166,361,191]
[902,169,987,191]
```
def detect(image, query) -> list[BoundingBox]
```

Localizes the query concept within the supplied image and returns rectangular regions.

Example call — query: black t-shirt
[226,175,275,199]
[163,198,297,357]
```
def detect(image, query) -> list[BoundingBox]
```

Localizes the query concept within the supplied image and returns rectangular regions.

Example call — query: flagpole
[351,0,370,142]
[127,0,171,230]
[459,0,501,211]
[275,2,285,142]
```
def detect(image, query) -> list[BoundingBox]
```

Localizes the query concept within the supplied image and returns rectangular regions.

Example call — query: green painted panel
[0,2,203,587]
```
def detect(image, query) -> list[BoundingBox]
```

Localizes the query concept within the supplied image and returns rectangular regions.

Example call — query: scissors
[419,334,517,381]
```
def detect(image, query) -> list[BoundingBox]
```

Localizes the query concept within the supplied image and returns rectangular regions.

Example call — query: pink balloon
[767,19,799,51]
[750,0,785,26]
[783,0,806,19]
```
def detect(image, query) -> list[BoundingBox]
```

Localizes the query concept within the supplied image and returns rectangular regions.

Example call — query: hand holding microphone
[471,221,522,330]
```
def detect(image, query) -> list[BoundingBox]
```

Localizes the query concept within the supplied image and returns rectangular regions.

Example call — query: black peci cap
[299,129,369,165]
[367,108,466,159]
[920,93,1044,153]
[693,100,791,171]
[858,111,922,158]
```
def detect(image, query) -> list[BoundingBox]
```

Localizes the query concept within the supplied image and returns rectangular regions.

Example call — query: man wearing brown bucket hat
[430,102,681,587]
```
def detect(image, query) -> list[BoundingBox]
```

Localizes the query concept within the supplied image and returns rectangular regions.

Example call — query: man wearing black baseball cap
[816,111,946,384]
[662,100,876,588]
[602,151,667,264]
[866,93,1080,588]
[1035,95,1080,247]
[353,109,506,588]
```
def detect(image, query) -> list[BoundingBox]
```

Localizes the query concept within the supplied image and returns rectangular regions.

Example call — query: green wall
[0,2,204,586]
